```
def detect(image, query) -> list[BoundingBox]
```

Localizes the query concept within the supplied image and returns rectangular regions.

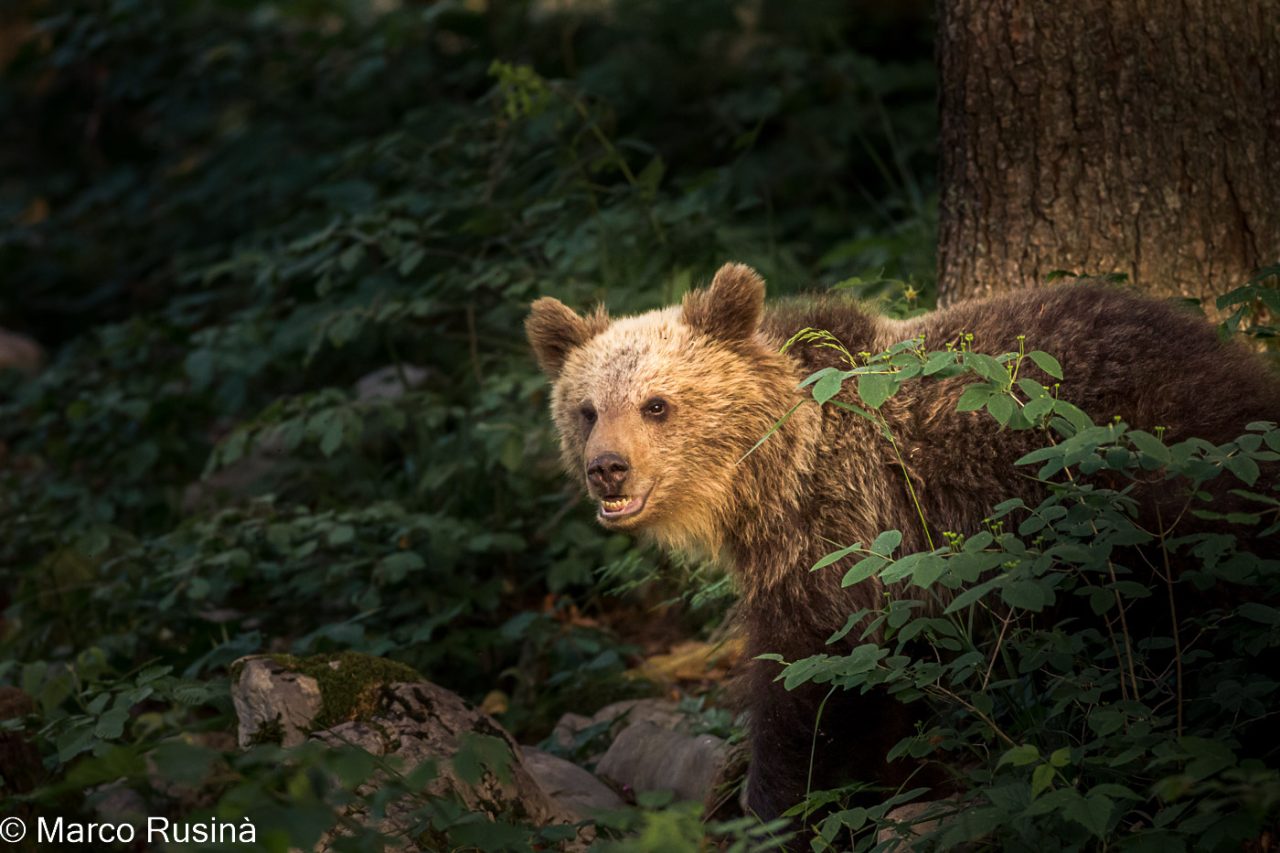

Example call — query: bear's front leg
[743,663,843,822]
[744,658,937,837]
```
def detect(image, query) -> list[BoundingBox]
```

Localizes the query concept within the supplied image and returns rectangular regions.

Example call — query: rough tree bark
[936,0,1280,305]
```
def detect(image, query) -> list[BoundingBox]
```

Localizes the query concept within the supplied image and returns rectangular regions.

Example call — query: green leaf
[1027,350,1064,379]
[956,385,993,412]
[811,369,847,406]
[944,576,1003,613]
[327,524,355,546]
[1001,579,1049,612]
[136,665,173,684]
[377,552,426,583]
[1052,400,1095,432]
[812,543,862,572]
[842,555,887,587]
[94,707,130,740]
[184,349,215,389]
[319,420,344,457]
[452,733,514,786]
[1022,396,1054,423]
[56,725,96,762]
[923,351,955,375]
[1063,793,1112,838]
[1128,430,1171,465]
[398,245,425,276]
[1180,736,1236,781]
[338,243,365,271]
[1223,453,1260,485]
[637,155,666,192]
[965,352,1009,384]
[998,744,1039,767]
[857,373,898,409]
[986,394,1014,426]
[1238,602,1280,625]
[908,553,947,588]
[871,529,902,555]
[1030,762,1055,798]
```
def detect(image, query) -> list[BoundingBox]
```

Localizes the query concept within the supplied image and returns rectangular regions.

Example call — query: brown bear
[525,262,1280,823]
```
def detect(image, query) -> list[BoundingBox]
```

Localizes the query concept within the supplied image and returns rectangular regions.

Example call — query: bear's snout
[586,452,630,493]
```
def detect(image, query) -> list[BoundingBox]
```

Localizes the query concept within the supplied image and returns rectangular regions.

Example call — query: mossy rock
[230,651,422,747]
[266,651,421,729]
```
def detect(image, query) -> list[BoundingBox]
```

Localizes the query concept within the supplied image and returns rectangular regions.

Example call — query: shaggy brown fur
[527,263,1280,823]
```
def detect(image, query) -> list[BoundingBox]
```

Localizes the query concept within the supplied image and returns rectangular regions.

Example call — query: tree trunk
[936,0,1280,306]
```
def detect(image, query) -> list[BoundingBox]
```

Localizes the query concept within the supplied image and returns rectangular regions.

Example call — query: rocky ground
[227,653,741,847]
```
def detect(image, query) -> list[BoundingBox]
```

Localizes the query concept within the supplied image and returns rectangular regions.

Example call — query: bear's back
[901,283,1280,446]
[759,283,1280,556]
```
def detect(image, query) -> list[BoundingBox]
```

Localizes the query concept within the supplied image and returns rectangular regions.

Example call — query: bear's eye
[642,398,668,419]
[580,405,597,425]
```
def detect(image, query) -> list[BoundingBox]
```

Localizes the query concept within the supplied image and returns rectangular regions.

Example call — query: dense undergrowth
[2,1,1277,851]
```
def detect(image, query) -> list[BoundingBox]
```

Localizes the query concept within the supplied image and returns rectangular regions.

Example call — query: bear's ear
[682,262,766,341]
[526,297,609,377]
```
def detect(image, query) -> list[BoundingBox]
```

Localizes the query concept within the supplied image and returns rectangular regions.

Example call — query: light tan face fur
[526,264,782,558]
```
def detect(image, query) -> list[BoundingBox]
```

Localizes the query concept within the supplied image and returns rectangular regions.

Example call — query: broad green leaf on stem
[923,351,956,375]
[813,369,849,405]
[1031,762,1055,798]
[1128,430,1171,465]
[998,743,1039,768]
[812,542,862,572]
[1063,793,1112,838]
[966,353,1009,384]
[1027,350,1064,379]
[857,373,898,409]
[986,394,1014,426]
[842,555,887,587]
[956,385,994,412]
[871,529,902,555]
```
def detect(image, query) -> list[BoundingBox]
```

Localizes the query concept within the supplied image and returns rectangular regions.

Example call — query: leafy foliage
[775,337,1280,851]
[0,0,935,849]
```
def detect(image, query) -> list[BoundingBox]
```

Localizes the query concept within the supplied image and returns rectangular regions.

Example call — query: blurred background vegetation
[0,0,938,847]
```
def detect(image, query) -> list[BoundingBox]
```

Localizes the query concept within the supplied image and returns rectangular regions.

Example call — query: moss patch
[266,651,422,729]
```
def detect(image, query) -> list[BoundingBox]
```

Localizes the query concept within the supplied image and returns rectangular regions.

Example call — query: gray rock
[551,698,687,753]
[312,684,583,850]
[231,656,323,748]
[354,364,429,402]
[877,799,959,845]
[0,328,43,375]
[229,654,585,849]
[313,684,574,826]
[89,782,149,825]
[180,428,292,514]
[521,746,624,818]
[595,721,729,803]
[591,698,687,731]
[550,711,594,751]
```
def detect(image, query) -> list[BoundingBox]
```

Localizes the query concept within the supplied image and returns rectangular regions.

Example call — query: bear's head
[526,263,801,556]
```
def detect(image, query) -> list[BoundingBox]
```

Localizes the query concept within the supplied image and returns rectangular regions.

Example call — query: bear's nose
[587,453,630,492]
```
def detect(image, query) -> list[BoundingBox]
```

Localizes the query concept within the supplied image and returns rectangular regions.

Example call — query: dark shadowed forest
[1,2,1278,851]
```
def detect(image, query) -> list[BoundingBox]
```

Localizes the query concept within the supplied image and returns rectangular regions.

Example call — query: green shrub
[773,307,1280,851]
